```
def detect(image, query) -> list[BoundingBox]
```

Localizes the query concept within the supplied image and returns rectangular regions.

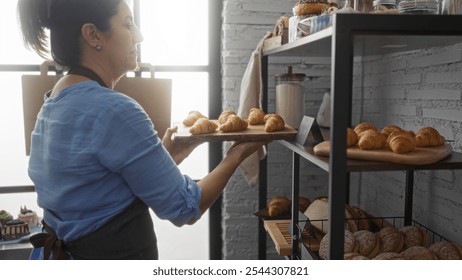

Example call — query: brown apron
[30,198,158,260]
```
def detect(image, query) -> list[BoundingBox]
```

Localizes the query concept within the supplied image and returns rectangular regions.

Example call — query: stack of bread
[346,122,446,154]
[303,197,462,260]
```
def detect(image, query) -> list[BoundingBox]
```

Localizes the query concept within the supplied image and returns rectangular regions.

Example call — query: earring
[95,45,102,51]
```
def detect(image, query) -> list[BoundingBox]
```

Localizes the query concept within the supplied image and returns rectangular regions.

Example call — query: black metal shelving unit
[258,13,462,260]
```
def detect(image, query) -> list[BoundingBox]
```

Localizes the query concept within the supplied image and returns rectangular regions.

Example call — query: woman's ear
[81,23,102,49]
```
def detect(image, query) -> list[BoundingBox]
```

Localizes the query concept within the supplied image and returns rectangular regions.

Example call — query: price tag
[295,116,324,146]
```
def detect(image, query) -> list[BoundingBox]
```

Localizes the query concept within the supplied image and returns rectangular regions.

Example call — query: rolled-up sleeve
[94,94,202,226]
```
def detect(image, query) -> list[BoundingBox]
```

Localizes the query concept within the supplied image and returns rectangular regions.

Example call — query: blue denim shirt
[28,81,201,242]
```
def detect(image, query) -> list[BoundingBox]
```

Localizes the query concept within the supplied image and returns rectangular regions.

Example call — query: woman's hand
[162,126,204,165]
[225,140,271,163]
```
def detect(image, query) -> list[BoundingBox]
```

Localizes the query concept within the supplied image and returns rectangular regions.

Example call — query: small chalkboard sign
[295,116,324,146]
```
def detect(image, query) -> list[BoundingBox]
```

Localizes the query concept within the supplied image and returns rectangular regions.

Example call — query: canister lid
[275,66,306,81]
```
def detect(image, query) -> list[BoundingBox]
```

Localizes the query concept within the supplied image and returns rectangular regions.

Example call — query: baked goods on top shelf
[264,114,285,132]
[189,118,218,135]
[183,110,207,126]
[17,206,40,227]
[354,122,377,136]
[293,0,329,16]
[247,108,266,125]
[346,127,359,147]
[387,130,416,154]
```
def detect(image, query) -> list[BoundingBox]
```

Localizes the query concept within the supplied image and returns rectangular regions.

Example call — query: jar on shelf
[275,66,306,129]
[373,0,397,12]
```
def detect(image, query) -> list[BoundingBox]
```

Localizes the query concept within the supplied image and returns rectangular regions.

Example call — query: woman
[18,0,267,259]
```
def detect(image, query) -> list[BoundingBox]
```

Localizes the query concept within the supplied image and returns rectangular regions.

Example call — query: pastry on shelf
[268,196,291,217]
[264,114,285,132]
[183,110,207,127]
[357,129,387,150]
[189,118,218,135]
[387,130,416,154]
[381,124,404,139]
[219,115,248,132]
[415,127,446,147]
[354,122,377,136]
[346,127,359,147]
[247,108,266,125]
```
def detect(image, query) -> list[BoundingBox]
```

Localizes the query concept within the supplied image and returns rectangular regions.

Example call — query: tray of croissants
[313,122,452,165]
[173,108,297,142]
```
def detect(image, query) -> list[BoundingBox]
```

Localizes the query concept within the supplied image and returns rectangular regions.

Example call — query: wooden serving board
[313,141,452,165]
[173,120,297,143]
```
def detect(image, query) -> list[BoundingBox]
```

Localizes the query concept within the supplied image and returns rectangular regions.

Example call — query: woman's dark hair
[17,0,123,67]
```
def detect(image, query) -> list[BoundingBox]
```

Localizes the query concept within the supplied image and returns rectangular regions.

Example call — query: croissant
[264,114,285,132]
[381,125,404,139]
[189,118,218,135]
[248,108,266,125]
[268,196,291,217]
[358,129,387,150]
[183,110,207,126]
[415,127,445,147]
[387,131,416,154]
[347,127,359,147]
[218,110,236,124]
[219,115,248,132]
[354,122,377,136]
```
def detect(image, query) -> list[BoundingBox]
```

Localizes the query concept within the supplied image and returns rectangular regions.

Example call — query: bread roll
[183,110,207,126]
[218,110,236,124]
[248,108,266,125]
[400,246,438,260]
[428,241,462,260]
[377,226,404,253]
[344,252,369,260]
[353,230,380,258]
[293,2,329,16]
[319,230,358,260]
[189,118,218,135]
[399,225,428,249]
[264,114,285,132]
[357,129,387,150]
[268,196,291,217]
[299,196,311,213]
[219,115,248,132]
[373,252,406,260]
[415,127,445,147]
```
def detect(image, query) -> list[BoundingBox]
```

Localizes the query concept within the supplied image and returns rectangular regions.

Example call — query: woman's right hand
[225,140,270,163]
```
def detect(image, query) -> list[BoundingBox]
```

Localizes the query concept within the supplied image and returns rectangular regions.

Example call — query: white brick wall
[222,1,462,259]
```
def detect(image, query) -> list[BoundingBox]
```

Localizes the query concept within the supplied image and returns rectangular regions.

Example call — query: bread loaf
[428,241,462,260]
[399,225,428,249]
[299,196,311,213]
[319,229,358,260]
[372,252,406,260]
[344,252,369,260]
[353,230,381,258]
[400,246,438,260]
[377,226,404,253]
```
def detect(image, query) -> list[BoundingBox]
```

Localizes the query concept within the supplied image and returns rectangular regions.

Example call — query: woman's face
[104,1,143,76]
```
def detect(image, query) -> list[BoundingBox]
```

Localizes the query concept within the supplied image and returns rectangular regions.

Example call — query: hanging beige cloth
[237,32,272,188]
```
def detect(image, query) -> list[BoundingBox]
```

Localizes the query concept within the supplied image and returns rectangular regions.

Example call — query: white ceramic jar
[275,66,306,129]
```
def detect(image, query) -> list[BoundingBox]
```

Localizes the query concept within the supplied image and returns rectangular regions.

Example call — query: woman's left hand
[162,126,204,165]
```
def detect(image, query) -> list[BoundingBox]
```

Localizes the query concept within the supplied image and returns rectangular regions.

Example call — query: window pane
[155,72,209,179]
[139,0,208,66]
[0,72,34,186]
[1,2,44,64]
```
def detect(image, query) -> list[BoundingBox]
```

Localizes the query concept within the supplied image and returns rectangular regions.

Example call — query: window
[0,0,219,260]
